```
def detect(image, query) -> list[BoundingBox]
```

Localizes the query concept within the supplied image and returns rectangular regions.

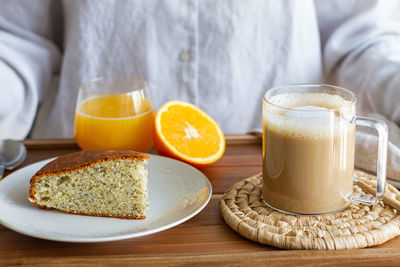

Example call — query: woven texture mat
[220,170,400,250]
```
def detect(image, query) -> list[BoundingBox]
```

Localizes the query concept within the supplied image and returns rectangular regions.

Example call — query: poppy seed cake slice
[28,150,149,219]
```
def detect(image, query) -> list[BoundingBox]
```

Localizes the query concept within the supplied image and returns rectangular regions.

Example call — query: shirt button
[179,51,191,62]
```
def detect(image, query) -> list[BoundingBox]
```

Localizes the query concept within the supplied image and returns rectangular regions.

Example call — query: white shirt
[0,0,399,138]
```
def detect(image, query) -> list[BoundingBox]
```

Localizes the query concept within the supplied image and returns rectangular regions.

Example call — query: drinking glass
[74,76,154,152]
[262,84,388,215]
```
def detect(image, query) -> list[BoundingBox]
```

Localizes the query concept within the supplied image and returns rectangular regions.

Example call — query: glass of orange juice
[74,76,154,152]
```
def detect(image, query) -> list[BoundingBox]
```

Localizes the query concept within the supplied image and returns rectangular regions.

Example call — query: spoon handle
[0,161,5,180]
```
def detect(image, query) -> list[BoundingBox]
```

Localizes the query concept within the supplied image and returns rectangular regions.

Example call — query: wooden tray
[1,136,400,266]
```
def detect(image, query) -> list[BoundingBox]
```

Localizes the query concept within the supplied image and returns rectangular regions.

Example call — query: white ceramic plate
[0,155,212,242]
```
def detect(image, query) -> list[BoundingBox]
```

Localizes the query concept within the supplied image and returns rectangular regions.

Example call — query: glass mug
[74,76,154,152]
[262,84,388,215]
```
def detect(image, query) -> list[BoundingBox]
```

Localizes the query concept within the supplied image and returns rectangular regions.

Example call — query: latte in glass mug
[262,85,388,215]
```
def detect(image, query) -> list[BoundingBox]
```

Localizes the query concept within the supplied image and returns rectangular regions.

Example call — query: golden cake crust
[28,150,149,219]
[31,150,149,179]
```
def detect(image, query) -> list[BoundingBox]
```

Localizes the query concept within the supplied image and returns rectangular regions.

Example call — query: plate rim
[0,154,212,243]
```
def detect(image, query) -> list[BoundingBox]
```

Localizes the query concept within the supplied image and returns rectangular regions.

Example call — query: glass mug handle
[349,116,388,205]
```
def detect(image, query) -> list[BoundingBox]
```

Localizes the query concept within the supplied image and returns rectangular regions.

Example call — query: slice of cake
[28,150,149,219]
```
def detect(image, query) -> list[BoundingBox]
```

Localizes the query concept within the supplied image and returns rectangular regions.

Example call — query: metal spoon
[0,140,27,180]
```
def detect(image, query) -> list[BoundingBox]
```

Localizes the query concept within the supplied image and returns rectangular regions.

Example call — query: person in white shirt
[0,0,399,139]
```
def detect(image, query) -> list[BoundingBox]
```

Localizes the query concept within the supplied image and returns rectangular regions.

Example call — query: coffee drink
[262,92,355,214]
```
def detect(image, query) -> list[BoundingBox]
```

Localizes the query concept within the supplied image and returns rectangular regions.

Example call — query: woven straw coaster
[220,170,400,250]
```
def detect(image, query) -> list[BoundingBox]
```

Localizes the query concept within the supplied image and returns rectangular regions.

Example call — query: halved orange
[153,100,225,168]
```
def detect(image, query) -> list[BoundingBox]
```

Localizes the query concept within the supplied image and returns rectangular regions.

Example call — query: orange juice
[74,95,154,151]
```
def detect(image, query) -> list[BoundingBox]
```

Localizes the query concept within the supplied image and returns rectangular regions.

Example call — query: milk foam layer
[264,93,354,139]
[267,92,352,109]
[284,106,329,119]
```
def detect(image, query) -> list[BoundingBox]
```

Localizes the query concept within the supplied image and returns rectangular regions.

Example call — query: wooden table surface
[1,135,400,266]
